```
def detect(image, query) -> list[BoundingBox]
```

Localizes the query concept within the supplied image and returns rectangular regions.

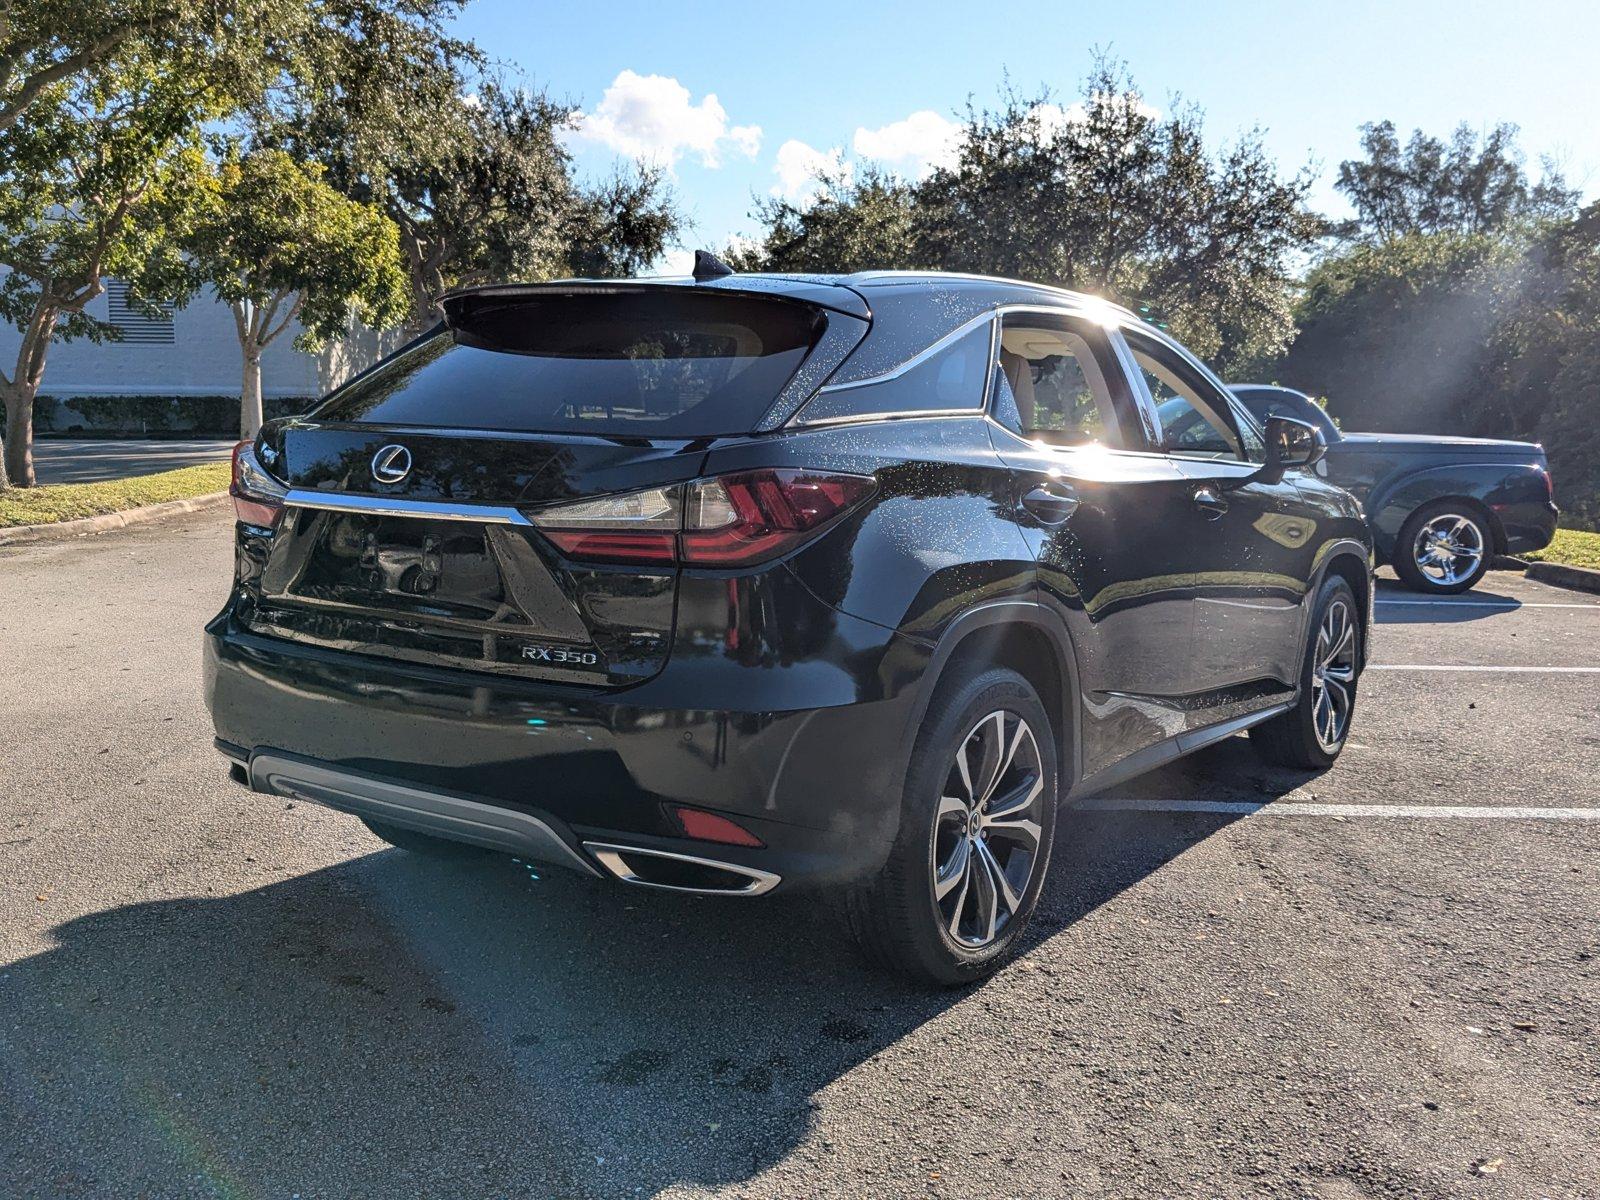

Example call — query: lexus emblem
[370,444,412,485]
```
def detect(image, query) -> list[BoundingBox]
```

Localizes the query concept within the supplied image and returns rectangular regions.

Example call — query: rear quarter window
[313,291,824,436]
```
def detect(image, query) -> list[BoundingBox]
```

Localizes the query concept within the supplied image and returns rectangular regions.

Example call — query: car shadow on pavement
[2,793,1266,1197]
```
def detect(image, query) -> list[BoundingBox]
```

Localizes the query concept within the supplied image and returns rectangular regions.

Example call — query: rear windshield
[314,291,824,436]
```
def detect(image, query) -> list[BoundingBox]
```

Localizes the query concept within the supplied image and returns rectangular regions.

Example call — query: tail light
[230,440,287,529]
[529,468,875,567]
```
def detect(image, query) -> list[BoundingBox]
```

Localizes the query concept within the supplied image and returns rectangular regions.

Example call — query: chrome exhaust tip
[583,842,780,896]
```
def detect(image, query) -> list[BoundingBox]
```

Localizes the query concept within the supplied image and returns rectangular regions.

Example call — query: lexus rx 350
[206,263,1373,984]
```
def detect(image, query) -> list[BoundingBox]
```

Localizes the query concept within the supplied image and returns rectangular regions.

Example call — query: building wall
[0,285,403,402]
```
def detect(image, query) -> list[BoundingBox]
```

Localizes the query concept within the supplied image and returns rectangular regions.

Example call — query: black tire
[1251,575,1362,770]
[1392,500,1493,594]
[844,666,1059,986]
[360,817,490,860]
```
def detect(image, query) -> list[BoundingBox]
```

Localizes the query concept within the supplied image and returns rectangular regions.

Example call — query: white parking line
[1376,599,1599,609]
[1074,797,1600,820]
[1368,664,1600,673]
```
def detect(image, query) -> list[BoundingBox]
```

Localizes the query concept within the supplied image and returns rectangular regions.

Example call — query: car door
[984,309,1205,780]
[1120,326,1313,722]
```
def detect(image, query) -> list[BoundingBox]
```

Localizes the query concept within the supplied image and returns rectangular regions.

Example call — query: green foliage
[0,52,219,484]
[0,0,473,135]
[729,167,919,274]
[733,62,1319,373]
[183,148,409,347]
[275,69,681,325]
[1270,121,1598,527]
[1334,120,1576,243]
[1280,233,1523,431]
[1277,215,1600,528]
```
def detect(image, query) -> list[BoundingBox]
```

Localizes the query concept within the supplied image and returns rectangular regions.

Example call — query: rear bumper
[204,608,924,891]
[1499,499,1559,556]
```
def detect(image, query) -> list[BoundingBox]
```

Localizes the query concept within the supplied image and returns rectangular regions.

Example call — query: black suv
[207,267,1373,984]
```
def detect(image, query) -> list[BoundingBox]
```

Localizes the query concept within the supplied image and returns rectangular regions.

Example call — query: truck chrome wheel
[1411,512,1485,587]
[931,710,1045,949]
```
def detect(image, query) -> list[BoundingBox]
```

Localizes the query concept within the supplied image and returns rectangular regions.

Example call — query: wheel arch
[1305,539,1375,667]
[1371,475,1509,562]
[904,603,1082,797]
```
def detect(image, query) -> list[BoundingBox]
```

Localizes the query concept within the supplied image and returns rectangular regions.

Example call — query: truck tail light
[528,469,875,568]
[230,440,287,530]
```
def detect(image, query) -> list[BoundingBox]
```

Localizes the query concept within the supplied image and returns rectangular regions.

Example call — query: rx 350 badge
[520,643,600,666]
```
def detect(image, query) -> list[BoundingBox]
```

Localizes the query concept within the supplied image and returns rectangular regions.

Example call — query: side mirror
[1255,414,1326,484]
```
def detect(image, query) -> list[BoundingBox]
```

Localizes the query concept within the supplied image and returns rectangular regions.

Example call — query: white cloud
[771,139,851,203]
[852,110,962,177]
[1033,93,1161,139]
[571,70,762,170]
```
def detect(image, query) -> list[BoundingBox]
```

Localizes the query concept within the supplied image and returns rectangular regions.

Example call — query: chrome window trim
[283,489,534,525]
[790,301,1127,428]
[805,309,997,396]
[786,408,990,430]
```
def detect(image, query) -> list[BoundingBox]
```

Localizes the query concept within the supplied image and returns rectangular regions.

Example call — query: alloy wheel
[1412,512,1485,587]
[1310,598,1358,751]
[930,710,1046,949]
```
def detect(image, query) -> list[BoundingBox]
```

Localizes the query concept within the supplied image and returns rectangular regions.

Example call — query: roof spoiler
[439,276,871,322]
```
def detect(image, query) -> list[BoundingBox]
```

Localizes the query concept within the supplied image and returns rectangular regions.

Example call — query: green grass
[0,462,230,528]
[1523,527,1600,572]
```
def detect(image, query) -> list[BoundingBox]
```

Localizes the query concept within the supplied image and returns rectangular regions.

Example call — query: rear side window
[314,291,823,436]
[792,322,991,424]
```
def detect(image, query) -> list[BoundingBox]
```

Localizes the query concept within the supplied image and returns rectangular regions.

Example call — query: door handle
[1020,483,1079,526]
[1192,485,1229,520]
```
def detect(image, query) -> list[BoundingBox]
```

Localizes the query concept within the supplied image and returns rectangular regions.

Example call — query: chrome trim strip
[283,489,533,525]
[789,409,982,430]
[583,841,781,896]
[250,753,600,876]
[810,309,998,395]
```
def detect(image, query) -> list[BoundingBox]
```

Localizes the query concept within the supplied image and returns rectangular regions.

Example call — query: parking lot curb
[1526,560,1600,596]
[0,491,228,547]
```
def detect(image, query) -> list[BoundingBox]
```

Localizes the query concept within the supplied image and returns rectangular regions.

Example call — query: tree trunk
[240,344,264,439]
[0,431,10,490]
[2,388,36,488]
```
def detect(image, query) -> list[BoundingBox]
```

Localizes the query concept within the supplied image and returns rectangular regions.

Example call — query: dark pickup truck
[1230,385,1558,594]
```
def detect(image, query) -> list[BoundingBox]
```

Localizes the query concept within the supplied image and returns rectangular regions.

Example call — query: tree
[729,167,920,274]
[1,0,473,135]
[734,62,1319,372]
[1491,202,1600,528]
[1276,232,1524,434]
[0,0,473,486]
[181,149,409,437]
[0,58,214,487]
[1334,120,1576,243]
[277,53,681,329]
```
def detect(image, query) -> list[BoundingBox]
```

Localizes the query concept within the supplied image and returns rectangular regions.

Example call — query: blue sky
[456,0,1599,270]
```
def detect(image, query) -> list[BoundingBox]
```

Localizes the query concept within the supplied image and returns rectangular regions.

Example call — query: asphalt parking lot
[2,510,1596,1199]
[32,439,235,485]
